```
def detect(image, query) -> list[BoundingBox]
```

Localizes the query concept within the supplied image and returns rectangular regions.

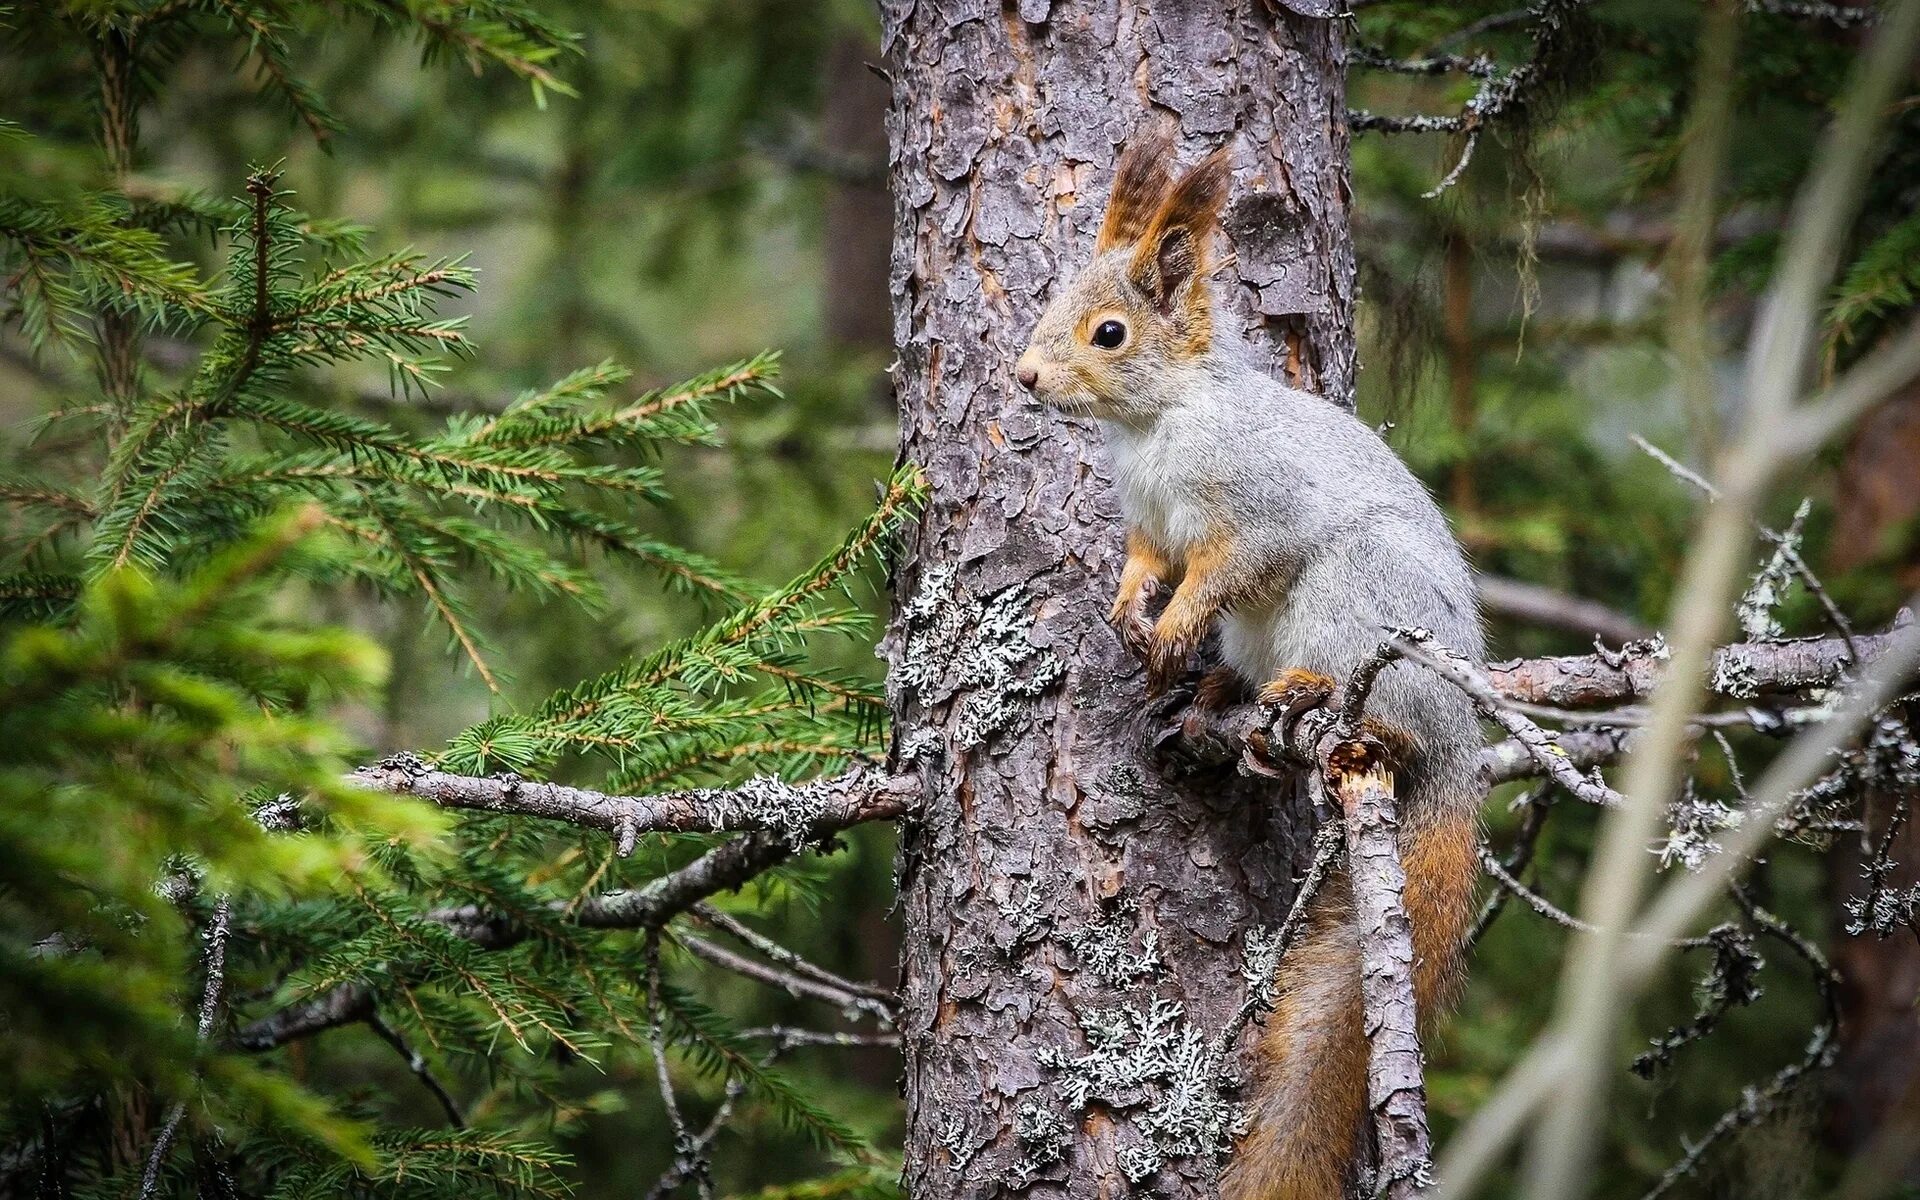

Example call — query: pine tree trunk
[879,4,1354,1196]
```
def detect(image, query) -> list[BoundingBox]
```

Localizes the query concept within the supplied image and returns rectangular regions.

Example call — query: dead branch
[1347,0,1597,196]
[1175,625,1884,790]
[233,830,804,1051]
[1487,625,1901,709]
[1391,631,1627,807]
[348,756,917,852]
[691,903,897,1005]
[1476,575,1651,644]
[365,1012,466,1128]
[1335,765,1434,1199]
[139,896,231,1200]
[676,934,896,1024]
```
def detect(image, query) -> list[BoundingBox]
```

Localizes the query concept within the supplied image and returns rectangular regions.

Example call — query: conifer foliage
[1,5,916,1197]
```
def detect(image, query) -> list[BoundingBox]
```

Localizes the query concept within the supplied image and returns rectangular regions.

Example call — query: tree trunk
[879,5,1354,1197]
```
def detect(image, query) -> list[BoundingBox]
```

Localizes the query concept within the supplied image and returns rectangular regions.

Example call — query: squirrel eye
[1091,319,1127,350]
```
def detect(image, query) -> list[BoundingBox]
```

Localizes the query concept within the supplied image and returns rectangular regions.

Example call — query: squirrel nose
[1016,364,1039,391]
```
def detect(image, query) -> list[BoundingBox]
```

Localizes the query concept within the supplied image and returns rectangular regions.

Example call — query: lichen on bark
[880,3,1356,1196]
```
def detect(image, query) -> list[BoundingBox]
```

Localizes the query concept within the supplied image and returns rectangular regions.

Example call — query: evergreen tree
[2,6,916,1197]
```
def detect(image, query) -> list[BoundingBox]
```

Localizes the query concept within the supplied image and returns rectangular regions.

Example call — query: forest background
[4,2,1918,1198]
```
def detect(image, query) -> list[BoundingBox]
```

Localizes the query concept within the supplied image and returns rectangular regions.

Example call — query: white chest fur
[1101,420,1213,554]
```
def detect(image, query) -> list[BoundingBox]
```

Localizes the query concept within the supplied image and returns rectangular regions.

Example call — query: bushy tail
[1222,806,1480,1200]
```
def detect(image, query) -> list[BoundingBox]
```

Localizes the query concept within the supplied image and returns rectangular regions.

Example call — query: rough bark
[879,5,1352,1197]
[1337,768,1432,1200]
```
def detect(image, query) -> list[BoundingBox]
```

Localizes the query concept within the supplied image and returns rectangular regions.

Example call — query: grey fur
[1020,250,1486,824]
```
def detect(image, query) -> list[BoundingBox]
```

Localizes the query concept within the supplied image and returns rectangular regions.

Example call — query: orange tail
[1222,809,1480,1200]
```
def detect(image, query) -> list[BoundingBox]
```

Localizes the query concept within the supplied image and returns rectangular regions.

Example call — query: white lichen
[897,728,942,764]
[937,1110,976,1173]
[1654,786,1744,871]
[1736,498,1810,641]
[1239,925,1283,1002]
[1038,998,1240,1182]
[898,566,1063,748]
[997,877,1051,950]
[705,775,834,850]
[1709,646,1761,699]
[1062,900,1163,985]
[1013,1101,1070,1176]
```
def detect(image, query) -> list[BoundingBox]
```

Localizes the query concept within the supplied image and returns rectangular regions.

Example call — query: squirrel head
[1015,130,1231,420]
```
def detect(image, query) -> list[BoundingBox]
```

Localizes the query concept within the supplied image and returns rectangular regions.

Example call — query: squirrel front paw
[1257,668,1337,752]
[1108,577,1159,658]
[1145,623,1204,697]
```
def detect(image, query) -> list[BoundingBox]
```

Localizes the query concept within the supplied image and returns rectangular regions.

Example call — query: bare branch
[1214,822,1346,1060]
[691,903,896,1006]
[1479,851,1716,948]
[676,934,895,1024]
[347,757,917,849]
[366,1012,466,1129]
[644,936,703,1200]
[1347,0,1597,196]
[1640,886,1843,1200]
[1748,0,1882,25]
[1480,728,1625,787]
[140,897,231,1200]
[1477,575,1651,644]
[1468,789,1555,946]
[1175,625,1884,792]
[235,830,808,1051]
[1336,766,1434,1199]
[1487,625,1903,709]
[1390,632,1627,808]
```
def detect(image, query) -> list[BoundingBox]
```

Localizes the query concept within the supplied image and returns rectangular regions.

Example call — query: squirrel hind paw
[1191,666,1245,712]
[1256,668,1334,710]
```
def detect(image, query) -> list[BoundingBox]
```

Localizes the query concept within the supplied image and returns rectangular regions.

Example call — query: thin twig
[139,897,231,1200]
[1391,630,1627,807]
[365,1012,466,1128]
[1214,822,1346,1060]
[1640,885,1843,1199]
[691,904,896,1007]
[1635,436,1861,658]
[1479,853,1716,948]
[675,934,895,1025]
[1468,788,1554,947]
[644,936,705,1200]
[735,1027,902,1047]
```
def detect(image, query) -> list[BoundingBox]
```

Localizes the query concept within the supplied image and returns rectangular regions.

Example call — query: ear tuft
[1129,147,1233,312]
[1094,128,1176,253]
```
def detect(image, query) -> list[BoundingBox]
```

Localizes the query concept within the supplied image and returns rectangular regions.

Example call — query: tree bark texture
[879,5,1353,1197]
[1337,768,1433,1199]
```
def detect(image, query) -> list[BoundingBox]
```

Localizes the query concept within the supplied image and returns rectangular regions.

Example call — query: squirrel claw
[1257,668,1337,756]
[1179,667,1242,743]
[1145,638,1197,697]
[1239,731,1288,778]
[1109,582,1159,658]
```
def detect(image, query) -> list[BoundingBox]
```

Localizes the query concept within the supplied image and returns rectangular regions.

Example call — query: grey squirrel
[1015,129,1486,1200]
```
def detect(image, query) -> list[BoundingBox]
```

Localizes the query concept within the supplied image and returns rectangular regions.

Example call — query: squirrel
[1014,129,1486,1200]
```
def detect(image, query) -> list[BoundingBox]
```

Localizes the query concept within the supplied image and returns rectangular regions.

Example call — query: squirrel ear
[1095,129,1175,253]
[1129,148,1231,312]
